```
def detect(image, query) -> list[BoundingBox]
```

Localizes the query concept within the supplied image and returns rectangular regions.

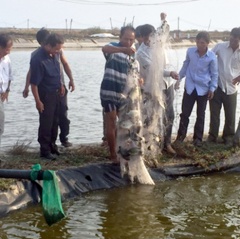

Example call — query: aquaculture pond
[1,173,240,239]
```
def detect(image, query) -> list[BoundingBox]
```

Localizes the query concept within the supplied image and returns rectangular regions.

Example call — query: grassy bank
[0,140,238,190]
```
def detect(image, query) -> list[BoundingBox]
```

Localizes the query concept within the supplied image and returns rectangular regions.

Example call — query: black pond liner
[1,154,240,219]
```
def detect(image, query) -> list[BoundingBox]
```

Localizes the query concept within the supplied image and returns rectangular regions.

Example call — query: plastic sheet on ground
[1,154,240,218]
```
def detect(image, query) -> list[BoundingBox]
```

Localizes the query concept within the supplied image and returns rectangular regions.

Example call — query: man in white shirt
[136,24,179,155]
[208,27,240,144]
[0,34,13,146]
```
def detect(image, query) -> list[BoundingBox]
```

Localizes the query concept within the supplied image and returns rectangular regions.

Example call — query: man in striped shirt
[100,26,136,164]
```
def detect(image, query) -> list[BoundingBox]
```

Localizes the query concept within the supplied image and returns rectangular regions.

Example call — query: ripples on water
[1,174,240,238]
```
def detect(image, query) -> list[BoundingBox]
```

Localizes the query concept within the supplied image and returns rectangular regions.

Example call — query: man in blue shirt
[30,33,64,160]
[175,31,218,146]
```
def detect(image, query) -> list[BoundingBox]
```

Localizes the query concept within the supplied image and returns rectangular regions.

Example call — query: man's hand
[22,88,29,98]
[170,71,179,80]
[69,80,75,92]
[1,92,9,102]
[174,80,181,90]
[60,85,65,96]
[232,75,240,85]
[208,90,214,100]
[123,47,136,56]
[36,100,44,113]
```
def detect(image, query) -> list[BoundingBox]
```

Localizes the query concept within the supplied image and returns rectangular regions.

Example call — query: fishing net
[141,31,166,159]
[136,25,170,161]
[116,57,155,185]
[116,24,173,184]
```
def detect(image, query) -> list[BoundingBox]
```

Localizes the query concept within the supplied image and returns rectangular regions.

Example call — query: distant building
[90,33,117,38]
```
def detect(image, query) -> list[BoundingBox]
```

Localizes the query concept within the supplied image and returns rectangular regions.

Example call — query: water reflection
[98,185,163,239]
[1,174,240,238]
[97,174,240,239]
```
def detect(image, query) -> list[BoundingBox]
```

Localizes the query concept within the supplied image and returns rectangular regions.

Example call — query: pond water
[1,174,240,238]
[2,47,240,150]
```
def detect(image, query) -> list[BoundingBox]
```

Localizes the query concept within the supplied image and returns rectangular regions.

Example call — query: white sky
[1,0,239,31]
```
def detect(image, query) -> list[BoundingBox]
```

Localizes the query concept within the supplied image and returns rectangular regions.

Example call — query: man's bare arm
[60,52,75,92]
[23,68,31,98]
[102,45,135,56]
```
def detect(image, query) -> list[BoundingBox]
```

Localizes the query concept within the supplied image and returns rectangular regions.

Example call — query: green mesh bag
[30,164,65,226]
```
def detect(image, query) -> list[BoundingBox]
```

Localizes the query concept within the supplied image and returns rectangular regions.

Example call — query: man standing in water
[208,28,240,145]
[30,33,64,160]
[100,25,136,164]
[0,34,13,146]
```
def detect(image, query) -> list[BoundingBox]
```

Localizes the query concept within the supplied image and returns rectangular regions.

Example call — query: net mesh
[116,26,170,184]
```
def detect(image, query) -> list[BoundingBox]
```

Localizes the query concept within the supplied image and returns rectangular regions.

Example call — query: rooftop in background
[90,33,117,38]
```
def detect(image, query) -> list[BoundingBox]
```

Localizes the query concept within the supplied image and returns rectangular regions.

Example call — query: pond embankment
[12,37,224,49]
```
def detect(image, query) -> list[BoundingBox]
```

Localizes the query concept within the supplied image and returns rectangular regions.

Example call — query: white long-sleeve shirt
[0,55,13,93]
[212,41,240,95]
[136,42,172,87]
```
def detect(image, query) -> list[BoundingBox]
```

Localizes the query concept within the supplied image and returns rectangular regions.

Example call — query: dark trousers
[38,90,60,155]
[177,89,208,142]
[209,86,237,141]
[59,86,70,143]
[163,84,175,146]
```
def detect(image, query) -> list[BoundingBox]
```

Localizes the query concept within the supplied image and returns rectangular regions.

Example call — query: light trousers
[0,101,5,147]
